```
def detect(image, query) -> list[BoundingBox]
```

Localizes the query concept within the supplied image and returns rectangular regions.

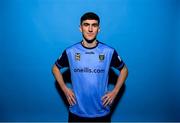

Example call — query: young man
[52,12,128,122]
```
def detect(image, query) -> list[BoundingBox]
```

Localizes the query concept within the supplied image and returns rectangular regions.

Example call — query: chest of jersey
[67,47,113,72]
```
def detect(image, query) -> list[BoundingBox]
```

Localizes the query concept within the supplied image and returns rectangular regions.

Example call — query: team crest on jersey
[75,53,81,61]
[99,54,105,61]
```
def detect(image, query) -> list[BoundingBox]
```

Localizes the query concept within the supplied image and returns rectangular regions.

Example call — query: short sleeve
[110,50,125,71]
[55,50,69,69]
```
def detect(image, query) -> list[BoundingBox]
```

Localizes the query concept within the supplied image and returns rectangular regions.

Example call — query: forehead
[82,19,99,24]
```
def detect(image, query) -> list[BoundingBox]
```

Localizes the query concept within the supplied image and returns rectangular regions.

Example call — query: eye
[83,23,89,26]
[92,24,99,27]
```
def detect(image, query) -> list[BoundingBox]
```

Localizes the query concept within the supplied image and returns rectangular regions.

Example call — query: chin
[83,35,96,43]
[87,37,96,41]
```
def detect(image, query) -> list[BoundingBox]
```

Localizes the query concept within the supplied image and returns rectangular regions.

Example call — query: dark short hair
[80,12,100,25]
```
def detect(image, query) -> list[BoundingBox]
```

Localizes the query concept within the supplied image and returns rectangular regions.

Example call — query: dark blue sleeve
[55,50,69,69]
[110,50,125,71]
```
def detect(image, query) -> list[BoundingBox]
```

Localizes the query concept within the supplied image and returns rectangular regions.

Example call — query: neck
[82,39,97,48]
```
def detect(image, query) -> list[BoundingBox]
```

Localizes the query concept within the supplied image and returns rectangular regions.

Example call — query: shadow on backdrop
[55,68,126,118]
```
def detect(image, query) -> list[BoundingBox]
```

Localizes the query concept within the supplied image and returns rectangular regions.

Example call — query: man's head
[80,12,100,43]
[80,12,100,25]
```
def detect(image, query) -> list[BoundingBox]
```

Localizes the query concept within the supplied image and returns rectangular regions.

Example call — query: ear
[98,26,100,32]
[79,25,82,32]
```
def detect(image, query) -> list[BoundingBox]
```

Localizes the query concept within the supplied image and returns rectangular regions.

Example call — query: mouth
[87,33,94,37]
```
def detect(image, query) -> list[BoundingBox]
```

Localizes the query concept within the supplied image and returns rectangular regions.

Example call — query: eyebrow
[82,22,99,26]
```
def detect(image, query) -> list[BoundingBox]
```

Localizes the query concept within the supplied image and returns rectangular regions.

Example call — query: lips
[87,33,94,36]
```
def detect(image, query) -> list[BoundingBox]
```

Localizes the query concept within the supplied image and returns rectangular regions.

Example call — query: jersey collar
[81,40,99,49]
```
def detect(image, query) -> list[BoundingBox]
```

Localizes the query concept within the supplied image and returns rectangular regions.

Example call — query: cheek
[94,28,99,32]
[81,28,87,33]
[94,29,99,34]
[80,26,86,32]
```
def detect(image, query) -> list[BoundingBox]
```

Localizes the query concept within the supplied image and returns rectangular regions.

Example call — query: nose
[88,25,93,32]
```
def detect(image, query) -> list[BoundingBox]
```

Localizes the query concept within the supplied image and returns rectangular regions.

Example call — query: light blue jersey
[55,41,124,117]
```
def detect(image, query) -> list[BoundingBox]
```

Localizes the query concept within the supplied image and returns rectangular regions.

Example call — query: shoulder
[98,41,115,51]
[65,42,81,52]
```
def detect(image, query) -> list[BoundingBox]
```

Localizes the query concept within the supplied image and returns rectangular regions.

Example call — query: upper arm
[55,50,69,69]
[110,50,125,71]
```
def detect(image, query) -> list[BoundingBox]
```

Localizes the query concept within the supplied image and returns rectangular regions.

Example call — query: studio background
[1,0,180,121]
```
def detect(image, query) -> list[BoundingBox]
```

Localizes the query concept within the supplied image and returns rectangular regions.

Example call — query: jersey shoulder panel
[65,42,82,52]
[97,42,115,55]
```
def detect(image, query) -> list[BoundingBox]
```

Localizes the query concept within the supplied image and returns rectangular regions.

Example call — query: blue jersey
[55,41,125,117]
